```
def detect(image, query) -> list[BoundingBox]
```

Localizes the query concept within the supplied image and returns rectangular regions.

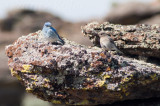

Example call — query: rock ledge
[5,23,160,105]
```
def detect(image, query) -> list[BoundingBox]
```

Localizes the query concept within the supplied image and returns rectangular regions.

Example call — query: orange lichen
[90,61,103,67]
[100,53,106,58]
[31,33,38,36]
[106,67,111,71]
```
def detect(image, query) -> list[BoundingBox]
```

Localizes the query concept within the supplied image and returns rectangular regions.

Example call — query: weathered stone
[82,22,160,60]
[5,24,160,105]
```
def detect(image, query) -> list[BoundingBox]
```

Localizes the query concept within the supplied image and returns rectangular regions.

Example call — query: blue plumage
[42,22,64,44]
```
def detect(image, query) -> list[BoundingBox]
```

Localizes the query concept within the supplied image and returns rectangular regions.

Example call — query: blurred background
[1,0,160,106]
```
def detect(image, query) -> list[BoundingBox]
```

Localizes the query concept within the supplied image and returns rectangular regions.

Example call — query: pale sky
[0,0,152,22]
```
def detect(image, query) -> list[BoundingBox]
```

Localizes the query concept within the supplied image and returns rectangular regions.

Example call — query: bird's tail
[117,49,123,55]
[58,37,65,45]
[60,39,64,44]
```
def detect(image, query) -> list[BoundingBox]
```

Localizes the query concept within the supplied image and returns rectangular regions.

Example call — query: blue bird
[42,22,64,44]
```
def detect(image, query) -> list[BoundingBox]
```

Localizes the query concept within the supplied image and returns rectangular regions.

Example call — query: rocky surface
[5,22,160,105]
[2,1,160,105]
[82,22,160,62]
[0,9,91,106]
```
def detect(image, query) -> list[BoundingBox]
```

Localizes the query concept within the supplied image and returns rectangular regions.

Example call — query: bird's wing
[47,28,64,44]
[50,27,64,41]
[47,29,56,37]
[100,37,108,48]
[50,27,59,35]
[107,36,115,44]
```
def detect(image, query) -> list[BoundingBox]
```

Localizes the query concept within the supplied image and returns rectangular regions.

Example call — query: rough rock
[0,9,90,105]
[105,2,160,25]
[5,26,160,105]
[82,22,160,61]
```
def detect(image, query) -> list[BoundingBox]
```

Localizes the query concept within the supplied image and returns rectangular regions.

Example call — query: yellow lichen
[150,74,158,80]
[32,82,36,85]
[51,100,61,104]
[15,75,22,80]
[103,74,111,79]
[44,78,50,82]
[43,83,50,88]
[21,64,33,73]
[125,92,130,96]
[96,80,105,87]
[122,77,129,82]
[76,99,89,105]
[121,75,133,84]
[65,101,69,105]
[122,85,128,92]
[86,78,91,81]
[82,87,88,90]
[120,82,132,97]
[10,68,22,80]
[96,73,111,87]
[26,87,33,93]
[10,68,16,76]
[31,77,38,81]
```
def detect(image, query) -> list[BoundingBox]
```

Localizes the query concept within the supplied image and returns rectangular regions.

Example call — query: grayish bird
[42,22,64,44]
[99,32,123,54]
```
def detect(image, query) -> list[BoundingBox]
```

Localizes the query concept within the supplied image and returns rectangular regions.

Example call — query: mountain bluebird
[99,32,123,54]
[42,22,64,44]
